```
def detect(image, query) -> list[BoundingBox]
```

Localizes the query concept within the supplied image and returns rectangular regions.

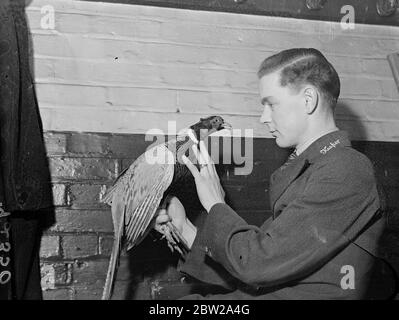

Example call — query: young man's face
[259,71,308,149]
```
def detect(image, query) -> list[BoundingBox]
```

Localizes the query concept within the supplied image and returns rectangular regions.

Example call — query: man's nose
[260,106,272,124]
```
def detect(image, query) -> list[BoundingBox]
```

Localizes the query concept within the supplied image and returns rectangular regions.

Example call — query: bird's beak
[221,122,233,131]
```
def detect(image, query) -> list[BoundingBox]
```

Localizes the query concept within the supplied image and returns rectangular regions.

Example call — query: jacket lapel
[269,156,310,214]
[269,130,351,216]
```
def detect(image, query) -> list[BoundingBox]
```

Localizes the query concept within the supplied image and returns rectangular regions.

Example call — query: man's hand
[182,140,226,213]
[154,196,197,249]
[154,196,186,234]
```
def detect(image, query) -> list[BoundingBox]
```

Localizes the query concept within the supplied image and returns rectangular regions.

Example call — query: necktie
[288,150,298,161]
[280,150,298,170]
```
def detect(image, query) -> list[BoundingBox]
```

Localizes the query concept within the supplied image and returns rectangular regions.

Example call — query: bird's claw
[159,222,189,256]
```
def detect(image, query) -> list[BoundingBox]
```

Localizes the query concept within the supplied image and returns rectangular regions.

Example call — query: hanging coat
[0,0,52,213]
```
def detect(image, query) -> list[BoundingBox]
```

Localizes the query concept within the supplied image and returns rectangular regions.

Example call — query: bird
[100,115,232,300]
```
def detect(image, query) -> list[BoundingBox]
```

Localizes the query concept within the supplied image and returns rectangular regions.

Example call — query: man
[155,48,397,299]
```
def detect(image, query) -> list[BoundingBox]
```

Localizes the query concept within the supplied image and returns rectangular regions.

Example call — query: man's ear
[303,86,319,114]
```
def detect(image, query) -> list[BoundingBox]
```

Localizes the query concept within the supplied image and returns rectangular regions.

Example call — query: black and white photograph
[0,0,398,308]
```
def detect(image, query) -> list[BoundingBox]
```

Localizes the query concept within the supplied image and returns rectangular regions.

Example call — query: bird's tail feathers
[102,207,125,300]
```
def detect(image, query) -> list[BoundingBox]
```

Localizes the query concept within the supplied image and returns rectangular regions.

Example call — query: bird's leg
[159,223,186,256]
[157,196,188,256]
[167,226,189,257]
[161,224,178,248]
[160,225,172,241]
[167,222,189,252]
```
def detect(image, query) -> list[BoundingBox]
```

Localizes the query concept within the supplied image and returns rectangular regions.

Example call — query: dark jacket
[179,130,397,299]
[0,0,52,212]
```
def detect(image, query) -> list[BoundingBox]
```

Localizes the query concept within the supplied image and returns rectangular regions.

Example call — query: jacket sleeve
[181,153,381,289]
[177,210,243,290]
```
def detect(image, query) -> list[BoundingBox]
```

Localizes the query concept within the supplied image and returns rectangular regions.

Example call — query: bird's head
[175,116,232,162]
[188,116,232,142]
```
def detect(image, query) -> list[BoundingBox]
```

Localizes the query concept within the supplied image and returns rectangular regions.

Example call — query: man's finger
[198,141,219,175]
[191,144,205,165]
[155,214,170,224]
[182,155,200,178]
[206,163,218,177]
[199,141,214,165]
[156,208,167,217]
[155,209,169,222]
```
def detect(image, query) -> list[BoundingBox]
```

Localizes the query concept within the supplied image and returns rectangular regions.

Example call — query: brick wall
[21,0,399,299]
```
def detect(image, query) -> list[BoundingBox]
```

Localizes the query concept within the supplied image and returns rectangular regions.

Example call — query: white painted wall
[26,0,399,141]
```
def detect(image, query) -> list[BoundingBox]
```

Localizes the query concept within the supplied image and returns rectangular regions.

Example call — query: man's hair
[258,48,340,110]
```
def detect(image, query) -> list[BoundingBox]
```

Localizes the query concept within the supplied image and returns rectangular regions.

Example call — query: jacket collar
[269,130,351,216]
[297,130,351,164]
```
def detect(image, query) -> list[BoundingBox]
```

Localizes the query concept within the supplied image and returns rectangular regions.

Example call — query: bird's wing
[101,144,174,299]
[106,143,175,248]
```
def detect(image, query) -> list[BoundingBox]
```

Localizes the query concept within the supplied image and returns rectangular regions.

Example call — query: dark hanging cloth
[0,0,52,212]
[0,0,53,299]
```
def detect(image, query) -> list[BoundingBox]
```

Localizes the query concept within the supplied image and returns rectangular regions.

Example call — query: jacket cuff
[177,203,245,289]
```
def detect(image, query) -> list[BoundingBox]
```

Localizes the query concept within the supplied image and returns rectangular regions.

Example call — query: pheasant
[100,115,232,299]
